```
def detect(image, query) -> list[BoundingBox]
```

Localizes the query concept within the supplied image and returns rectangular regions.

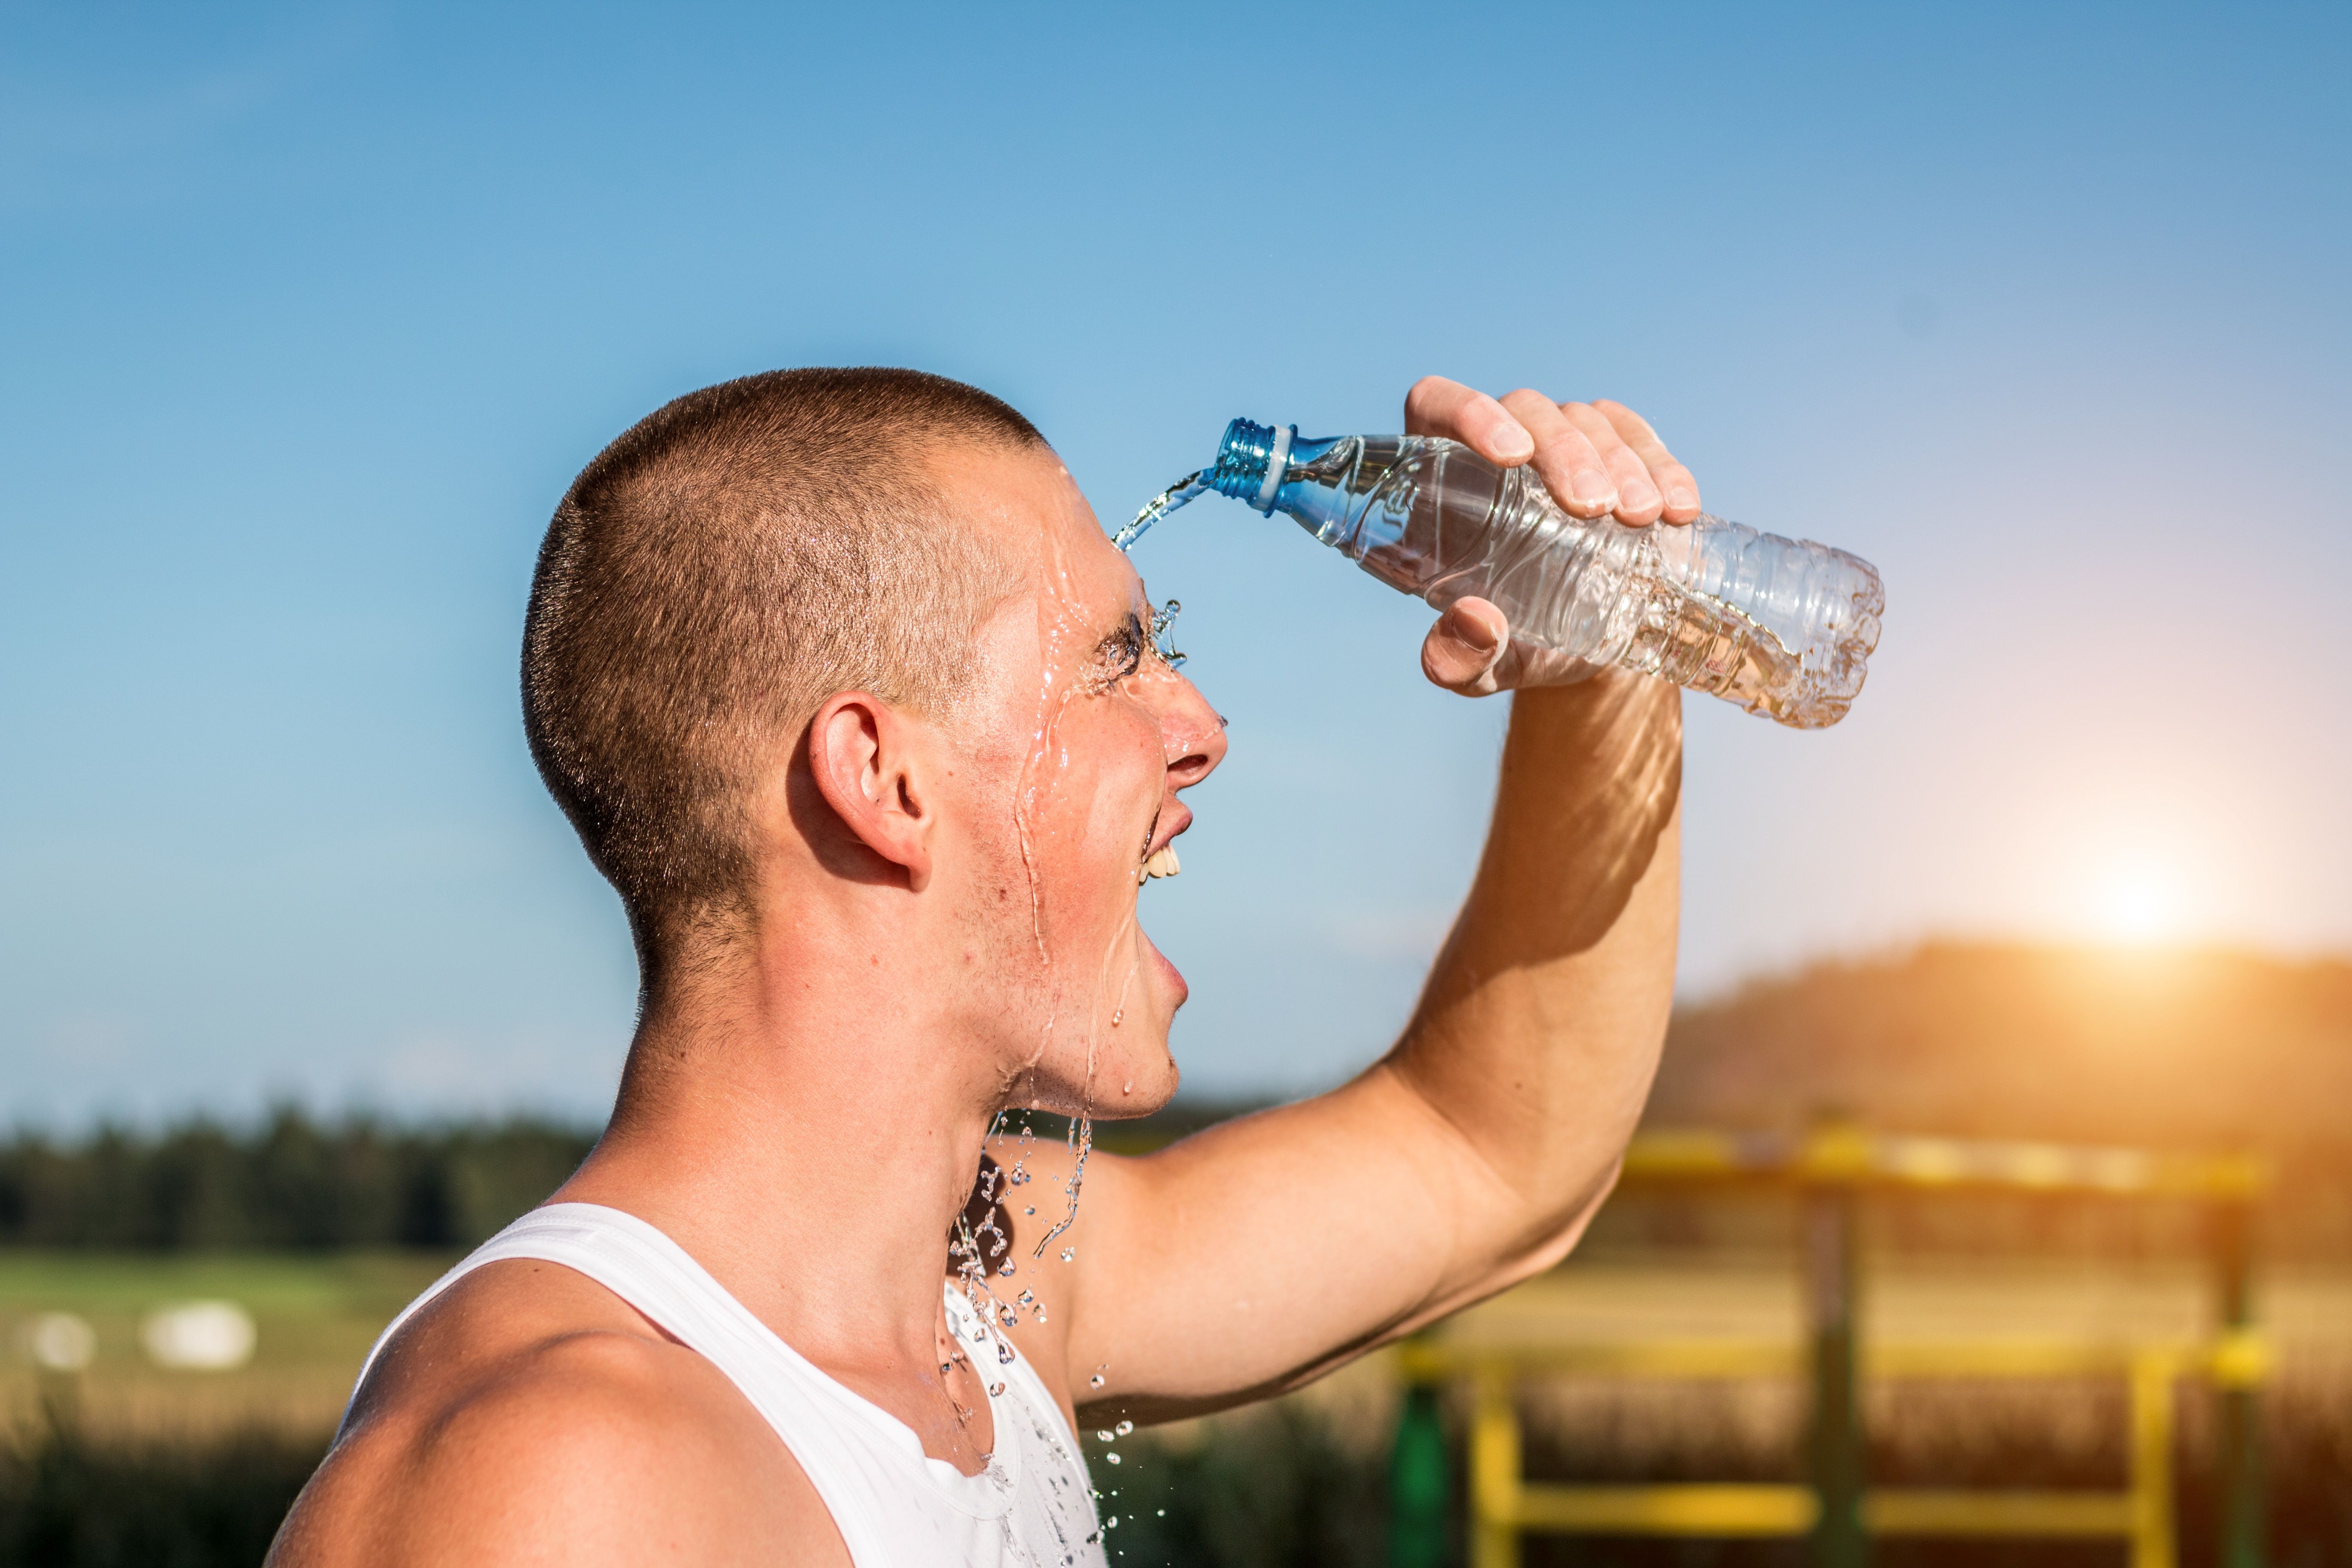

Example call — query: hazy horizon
[3,934,2341,1135]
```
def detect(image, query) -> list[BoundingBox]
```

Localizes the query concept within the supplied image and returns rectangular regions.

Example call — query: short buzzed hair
[522,368,1042,960]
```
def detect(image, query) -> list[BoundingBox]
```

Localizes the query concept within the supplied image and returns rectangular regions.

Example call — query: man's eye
[1095,618,1145,684]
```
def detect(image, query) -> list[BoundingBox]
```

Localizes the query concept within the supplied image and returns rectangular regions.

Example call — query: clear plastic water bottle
[1122,420,1885,729]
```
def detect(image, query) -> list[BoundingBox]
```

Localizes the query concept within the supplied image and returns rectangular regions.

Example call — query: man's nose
[1159,674,1227,790]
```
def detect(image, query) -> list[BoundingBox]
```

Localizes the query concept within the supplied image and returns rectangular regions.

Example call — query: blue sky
[3,2,2347,1124]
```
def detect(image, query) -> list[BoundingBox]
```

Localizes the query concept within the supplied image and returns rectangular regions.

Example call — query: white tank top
[347,1203,1106,1568]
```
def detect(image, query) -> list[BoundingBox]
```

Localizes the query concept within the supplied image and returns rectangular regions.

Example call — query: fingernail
[1622,478,1662,514]
[1571,469,1615,508]
[1666,485,1697,513]
[1492,426,1533,460]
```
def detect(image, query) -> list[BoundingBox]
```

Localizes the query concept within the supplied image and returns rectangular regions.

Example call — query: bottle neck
[1207,418,1351,516]
[1205,419,1289,511]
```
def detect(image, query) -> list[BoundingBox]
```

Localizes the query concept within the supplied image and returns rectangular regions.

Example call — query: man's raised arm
[1060,379,1689,1421]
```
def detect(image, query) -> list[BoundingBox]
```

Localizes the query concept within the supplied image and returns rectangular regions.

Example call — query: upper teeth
[1141,845,1181,882]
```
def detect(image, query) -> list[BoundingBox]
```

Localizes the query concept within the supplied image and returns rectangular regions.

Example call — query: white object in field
[141,1301,257,1370]
[24,1311,98,1372]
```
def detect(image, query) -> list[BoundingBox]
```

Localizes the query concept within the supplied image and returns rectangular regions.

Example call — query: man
[271,368,1695,1565]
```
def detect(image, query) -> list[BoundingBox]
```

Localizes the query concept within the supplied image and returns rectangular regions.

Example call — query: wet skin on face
[927,442,1227,1122]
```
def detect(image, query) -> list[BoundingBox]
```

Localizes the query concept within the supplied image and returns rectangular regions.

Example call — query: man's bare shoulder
[271,1258,846,1568]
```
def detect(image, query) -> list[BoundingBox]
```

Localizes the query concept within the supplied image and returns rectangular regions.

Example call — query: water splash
[948,1142,1036,1383]
[1148,598,1185,668]
[1114,472,1208,553]
[1031,1112,1093,1261]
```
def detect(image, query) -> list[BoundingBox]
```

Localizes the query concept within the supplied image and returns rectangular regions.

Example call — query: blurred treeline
[3,942,2347,1259]
[0,1112,594,1251]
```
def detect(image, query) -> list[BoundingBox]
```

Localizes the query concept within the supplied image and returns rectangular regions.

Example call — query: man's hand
[1406,376,1703,697]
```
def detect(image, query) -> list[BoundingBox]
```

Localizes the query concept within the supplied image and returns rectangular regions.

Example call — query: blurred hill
[1629,942,2352,1260]
[1650,942,2352,1155]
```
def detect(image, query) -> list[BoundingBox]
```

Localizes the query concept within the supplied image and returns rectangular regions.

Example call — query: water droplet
[989,1381,1006,1397]
[1106,1452,1122,1464]
[1114,1420,1133,1436]
[1096,1430,1113,1442]
[1017,1290,1036,1307]
[1060,1247,1074,1262]
[1024,1205,1035,1216]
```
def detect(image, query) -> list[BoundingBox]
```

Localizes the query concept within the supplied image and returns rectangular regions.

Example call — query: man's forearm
[1385,670,1682,1243]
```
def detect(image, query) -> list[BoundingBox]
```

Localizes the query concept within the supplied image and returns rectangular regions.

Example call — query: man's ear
[805,692,936,892]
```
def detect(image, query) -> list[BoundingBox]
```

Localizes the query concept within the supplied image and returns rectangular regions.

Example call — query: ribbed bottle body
[1263,435,1883,728]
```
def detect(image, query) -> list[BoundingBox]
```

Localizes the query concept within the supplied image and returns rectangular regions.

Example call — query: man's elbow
[1465,1153,1626,1302]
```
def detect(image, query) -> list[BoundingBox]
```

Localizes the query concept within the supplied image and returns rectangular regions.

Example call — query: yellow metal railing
[1400,1334,2267,1568]
[1619,1126,2266,1198]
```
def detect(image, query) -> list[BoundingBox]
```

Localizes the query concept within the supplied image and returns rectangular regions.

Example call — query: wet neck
[567,943,1002,1369]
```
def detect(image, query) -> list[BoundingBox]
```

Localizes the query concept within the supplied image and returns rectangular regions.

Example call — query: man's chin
[1007,1043,1179,1123]
[1088,1065,1179,1122]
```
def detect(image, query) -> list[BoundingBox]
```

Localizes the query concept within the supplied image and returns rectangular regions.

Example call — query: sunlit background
[3,2,2347,1123]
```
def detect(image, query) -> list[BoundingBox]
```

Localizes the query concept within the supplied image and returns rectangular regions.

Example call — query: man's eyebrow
[1094,612,1143,653]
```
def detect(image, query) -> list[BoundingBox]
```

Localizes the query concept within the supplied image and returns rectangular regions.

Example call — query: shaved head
[522,368,1040,964]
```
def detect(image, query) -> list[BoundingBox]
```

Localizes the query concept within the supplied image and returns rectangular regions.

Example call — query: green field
[0,1252,454,1441]
[12,1245,2344,1447]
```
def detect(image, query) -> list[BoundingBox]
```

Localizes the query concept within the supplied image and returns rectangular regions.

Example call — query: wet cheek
[1055,710,1161,815]
[1078,760,1150,851]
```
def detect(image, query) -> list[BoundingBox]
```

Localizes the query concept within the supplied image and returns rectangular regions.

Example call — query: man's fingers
[1407,379,1700,529]
[1421,598,1606,695]
[1421,597,1510,695]
[1593,400,1701,524]
[1561,403,1665,525]
[1404,376,1534,464]
[1499,390,1619,518]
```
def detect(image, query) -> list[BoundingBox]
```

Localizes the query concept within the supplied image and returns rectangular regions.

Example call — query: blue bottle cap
[1207,418,1296,514]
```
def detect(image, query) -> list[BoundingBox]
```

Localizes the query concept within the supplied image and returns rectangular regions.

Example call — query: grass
[2,1248,2348,1565]
[0,1425,324,1568]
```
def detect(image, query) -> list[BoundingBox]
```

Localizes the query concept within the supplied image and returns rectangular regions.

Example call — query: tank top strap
[346,1203,1040,1565]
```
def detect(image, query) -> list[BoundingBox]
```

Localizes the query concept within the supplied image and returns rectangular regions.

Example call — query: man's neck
[554,952,998,1377]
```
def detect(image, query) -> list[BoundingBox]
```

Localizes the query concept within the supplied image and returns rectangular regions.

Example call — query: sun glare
[2091,860,2187,946]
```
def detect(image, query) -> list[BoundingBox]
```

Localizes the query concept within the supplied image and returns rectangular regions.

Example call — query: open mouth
[1137,845,1181,884]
